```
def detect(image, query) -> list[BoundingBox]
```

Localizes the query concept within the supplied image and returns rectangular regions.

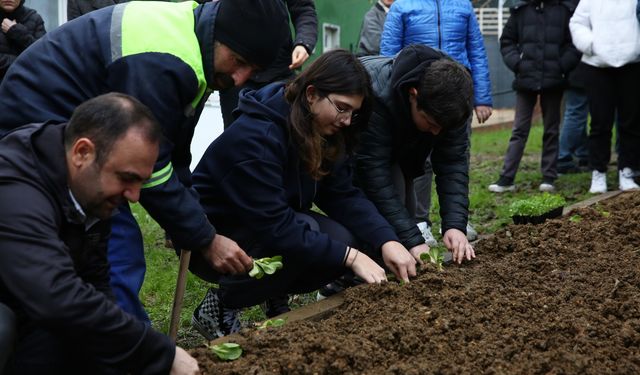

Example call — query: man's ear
[69,138,96,168]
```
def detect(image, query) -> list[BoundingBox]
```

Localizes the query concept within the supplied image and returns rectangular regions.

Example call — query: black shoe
[191,288,242,340]
[317,274,363,300]
[260,295,291,318]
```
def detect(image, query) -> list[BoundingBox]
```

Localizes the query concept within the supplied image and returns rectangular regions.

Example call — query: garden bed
[191,191,640,374]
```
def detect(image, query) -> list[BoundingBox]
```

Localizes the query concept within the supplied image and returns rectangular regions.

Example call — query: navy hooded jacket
[192,82,399,268]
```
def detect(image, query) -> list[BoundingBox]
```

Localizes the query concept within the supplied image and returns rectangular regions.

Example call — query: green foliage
[257,318,287,330]
[508,192,566,217]
[569,214,582,223]
[420,247,445,271]
[209,343,243,361]
[249,256,283,279]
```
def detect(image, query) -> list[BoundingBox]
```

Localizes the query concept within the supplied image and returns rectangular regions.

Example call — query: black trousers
[191,212,362,309]
[584,62,640,172]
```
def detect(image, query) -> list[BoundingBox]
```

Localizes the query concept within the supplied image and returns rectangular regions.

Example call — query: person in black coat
[353,44,476,268]
[189,50,419,340]
[0,0,45,81]
[219,0,318,129]
[489,0,580,193]
[0,93,199,375]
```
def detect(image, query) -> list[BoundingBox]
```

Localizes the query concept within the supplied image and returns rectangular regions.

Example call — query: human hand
[170,346,200,375]
[474,106,492,124]
[289,45,309,70]
[442,228,475,264]
[202,234,253,274]
[1,19,17,33]
[408,243,430,266]
[380,241,416,283]
[346,248,387,284]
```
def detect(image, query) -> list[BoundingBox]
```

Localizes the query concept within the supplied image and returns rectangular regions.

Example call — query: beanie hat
[215,0,289,69]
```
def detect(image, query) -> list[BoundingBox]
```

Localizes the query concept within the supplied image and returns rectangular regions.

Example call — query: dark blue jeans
[558,88,589,168]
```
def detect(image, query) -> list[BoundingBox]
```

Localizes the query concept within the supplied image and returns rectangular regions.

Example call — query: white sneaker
[539,183,555,192]
[466,223,478,241]
[619,167,640,191]
[488,183,515,193]
[416,221,437,246]
[589,170,607,194]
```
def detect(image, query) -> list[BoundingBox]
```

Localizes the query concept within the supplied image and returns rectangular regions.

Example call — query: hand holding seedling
[204,234,253,275]
[170,346,200,375]
[381,241,417,283]
[442,228,475,264]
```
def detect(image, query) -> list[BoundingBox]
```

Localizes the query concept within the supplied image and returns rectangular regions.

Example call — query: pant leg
[217,212,359,309]
[539,89,563,180]
[558,88,589,165]
[391,163,416,219]
[614,62,640,171]
[107,204,149,323]
[0,303,16,372]
[412,157,432,224]
[584,64,616,172]
[500,91,537,179]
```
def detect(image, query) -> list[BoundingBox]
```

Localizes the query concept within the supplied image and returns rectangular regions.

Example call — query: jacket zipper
[436,0,442,49]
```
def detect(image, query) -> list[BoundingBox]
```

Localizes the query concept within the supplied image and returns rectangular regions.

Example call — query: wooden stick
[169,249,191,341]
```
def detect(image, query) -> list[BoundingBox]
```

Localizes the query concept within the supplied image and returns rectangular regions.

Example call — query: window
[322,23,340,52]
[24,0,67,30]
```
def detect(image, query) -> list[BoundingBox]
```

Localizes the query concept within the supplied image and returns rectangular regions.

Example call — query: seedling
[569,214,582,223]
[257,318,287,330]
[420,247,445,271]
[509,192,566,217]
[249,255,283,279]
[208,342,243,361]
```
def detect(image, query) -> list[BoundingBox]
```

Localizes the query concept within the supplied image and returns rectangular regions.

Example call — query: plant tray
[511,205,563,225]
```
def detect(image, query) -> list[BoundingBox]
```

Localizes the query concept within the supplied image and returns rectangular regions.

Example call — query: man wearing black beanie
[0,0,288,339]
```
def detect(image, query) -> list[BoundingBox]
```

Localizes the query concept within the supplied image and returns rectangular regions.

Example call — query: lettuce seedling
[569,214,582,223]
[257,318,287,330]
[209,342,243,361]
[249,255,283,279]
[420,247,445,271]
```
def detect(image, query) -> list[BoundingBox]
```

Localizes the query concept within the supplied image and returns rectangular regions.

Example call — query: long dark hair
[285,49,372,180]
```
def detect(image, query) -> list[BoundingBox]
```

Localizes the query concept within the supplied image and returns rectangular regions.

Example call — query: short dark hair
[416,59,473,130]
[64,93,162,166]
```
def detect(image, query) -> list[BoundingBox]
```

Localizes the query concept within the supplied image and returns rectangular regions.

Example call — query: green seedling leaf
[249,256,283,279]
[257,318,287,330]
[569,214,582,223]
[209,343,243,361]
[420,247,445,271]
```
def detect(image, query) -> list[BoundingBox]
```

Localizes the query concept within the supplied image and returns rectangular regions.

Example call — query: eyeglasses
[325,96,360,122]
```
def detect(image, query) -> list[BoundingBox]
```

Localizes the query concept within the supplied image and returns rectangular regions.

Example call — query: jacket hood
[235,82,290,128]
[389,44,448,115]
[194,1,220,88]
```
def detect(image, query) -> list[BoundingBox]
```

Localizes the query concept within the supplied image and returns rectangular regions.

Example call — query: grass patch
[139,121,606,348]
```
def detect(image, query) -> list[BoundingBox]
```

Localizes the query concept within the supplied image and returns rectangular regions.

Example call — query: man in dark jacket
[0,0,45,81]
[357,0,393,56]
[0,0,289,322]
[354,44,476,266]
[0,93,199,374]
[489,0,580,193]
[219,0,318,129]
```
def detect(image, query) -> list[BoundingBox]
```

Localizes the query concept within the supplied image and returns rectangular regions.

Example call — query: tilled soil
[191,191,640,374]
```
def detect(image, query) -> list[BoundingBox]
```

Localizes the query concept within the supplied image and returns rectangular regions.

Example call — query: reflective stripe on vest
[110,1,207,110]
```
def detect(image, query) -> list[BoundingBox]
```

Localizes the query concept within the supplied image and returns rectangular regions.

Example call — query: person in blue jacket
[0,0,289,322]
[380,0,493,245]
[188,50,420,339]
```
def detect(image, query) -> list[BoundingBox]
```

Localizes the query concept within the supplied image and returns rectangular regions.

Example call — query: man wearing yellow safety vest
[0,0,288,326]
